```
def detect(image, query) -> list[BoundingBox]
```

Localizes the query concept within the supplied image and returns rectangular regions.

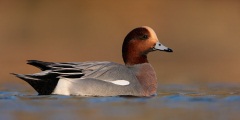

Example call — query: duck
[12,26,173,97]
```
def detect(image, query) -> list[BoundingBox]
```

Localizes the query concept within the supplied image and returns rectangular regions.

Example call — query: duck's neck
[122,50,149,65]
[122,37,150,65]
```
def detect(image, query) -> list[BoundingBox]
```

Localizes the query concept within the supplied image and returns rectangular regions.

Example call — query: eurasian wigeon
[12,26,172,97]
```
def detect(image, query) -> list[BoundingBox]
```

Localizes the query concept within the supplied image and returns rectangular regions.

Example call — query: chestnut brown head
[122,26,172,65]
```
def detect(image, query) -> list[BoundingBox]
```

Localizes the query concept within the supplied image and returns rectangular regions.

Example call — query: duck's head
[122,26,173,65]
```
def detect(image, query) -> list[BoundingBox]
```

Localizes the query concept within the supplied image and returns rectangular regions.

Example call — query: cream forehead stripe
[142,26,159,40]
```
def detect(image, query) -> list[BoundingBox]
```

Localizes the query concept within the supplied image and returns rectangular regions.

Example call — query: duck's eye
[141,35,148,39]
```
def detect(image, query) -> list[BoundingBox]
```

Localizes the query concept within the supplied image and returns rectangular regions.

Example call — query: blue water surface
[1,83,240,120]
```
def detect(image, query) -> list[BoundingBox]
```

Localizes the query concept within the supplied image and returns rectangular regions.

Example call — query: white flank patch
[109,80,130,86]
[52,78,71,95]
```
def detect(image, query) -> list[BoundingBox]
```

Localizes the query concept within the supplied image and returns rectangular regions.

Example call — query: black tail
[11,73,59,95]
[27,60,53,71]
[13,60,84,95]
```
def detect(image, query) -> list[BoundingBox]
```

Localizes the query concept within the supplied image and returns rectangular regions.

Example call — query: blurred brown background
[0,0,240,85]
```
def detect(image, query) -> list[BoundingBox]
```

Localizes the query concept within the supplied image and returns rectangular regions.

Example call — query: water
[1,83,240,120]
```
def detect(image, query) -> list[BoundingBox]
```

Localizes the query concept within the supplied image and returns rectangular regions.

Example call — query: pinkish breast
[133,63,158,96]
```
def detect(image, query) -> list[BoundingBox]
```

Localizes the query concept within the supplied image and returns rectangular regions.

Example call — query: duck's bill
[153,41,173,52]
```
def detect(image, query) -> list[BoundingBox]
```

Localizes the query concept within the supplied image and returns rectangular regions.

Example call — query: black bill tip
[165,48,173,52]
